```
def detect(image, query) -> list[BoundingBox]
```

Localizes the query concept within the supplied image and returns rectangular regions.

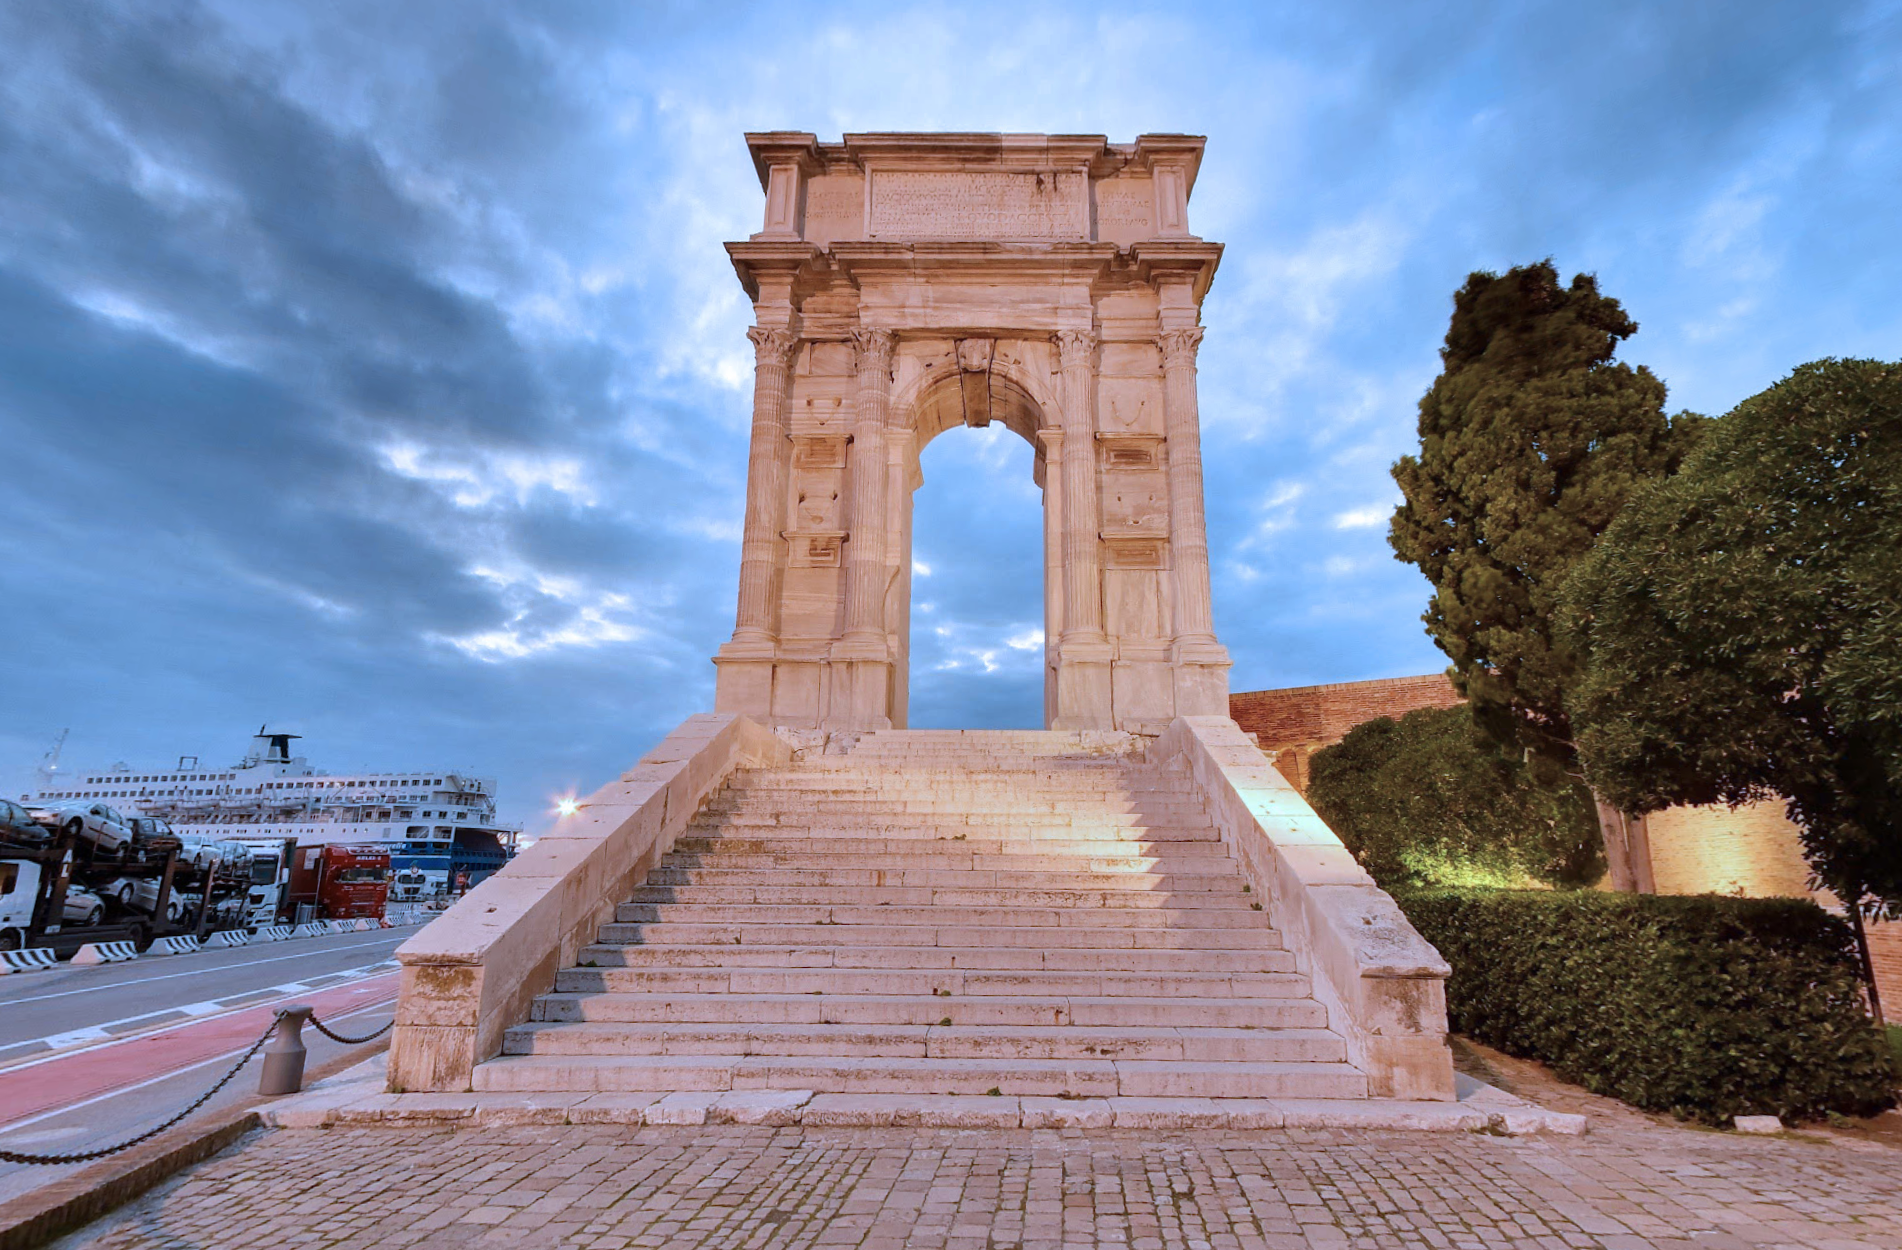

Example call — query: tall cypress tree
[1388,261,1699,890]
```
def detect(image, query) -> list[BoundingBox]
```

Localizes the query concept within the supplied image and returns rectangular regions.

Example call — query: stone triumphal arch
[715,132,1232,735]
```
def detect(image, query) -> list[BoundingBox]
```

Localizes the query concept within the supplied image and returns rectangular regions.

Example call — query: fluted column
[842,327,896,646]
[1159,327,1217,645]
[730,326,797,646]
[1055,330,1104,642]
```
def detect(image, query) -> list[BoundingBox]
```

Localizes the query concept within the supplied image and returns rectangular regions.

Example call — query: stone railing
[1150,716,1456,1100]
[387,713,792,1092]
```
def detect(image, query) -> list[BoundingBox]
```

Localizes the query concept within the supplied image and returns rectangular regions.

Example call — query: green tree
[1563,358,1902,1022]
[1307,705,1604,890]
[1389,261,1701,889]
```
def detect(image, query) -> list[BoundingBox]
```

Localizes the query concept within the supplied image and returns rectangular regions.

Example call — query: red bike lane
[0,971,397,1128]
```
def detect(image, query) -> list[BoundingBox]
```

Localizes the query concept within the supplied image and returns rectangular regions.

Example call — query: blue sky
[2,0,1897,828]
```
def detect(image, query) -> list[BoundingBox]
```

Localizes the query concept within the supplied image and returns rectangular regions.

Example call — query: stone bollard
[259,1005,314,1095]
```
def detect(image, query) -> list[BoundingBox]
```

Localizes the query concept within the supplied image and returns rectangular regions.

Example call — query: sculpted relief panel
[867,170,1089,240]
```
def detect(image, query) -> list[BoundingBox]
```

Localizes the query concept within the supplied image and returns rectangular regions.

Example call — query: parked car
[0,798,49,845]
[124,816,178,848]
[28,801,131,854]
[62,885,106,926]
[102,876,168,916]
[177,835,251,872]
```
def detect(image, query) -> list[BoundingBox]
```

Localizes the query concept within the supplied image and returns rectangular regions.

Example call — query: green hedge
[1399,889,1897,1124]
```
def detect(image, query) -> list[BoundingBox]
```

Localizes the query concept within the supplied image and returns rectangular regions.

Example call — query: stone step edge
[266,1085,1585,1136]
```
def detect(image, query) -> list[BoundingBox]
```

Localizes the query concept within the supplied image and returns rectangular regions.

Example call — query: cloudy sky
[2,0,1897,827]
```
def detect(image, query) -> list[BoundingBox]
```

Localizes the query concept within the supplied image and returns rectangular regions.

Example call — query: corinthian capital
[1054,329,1097,371]
[850,327,897,380]
[1157,328,1205,369]
[747,326,798,366]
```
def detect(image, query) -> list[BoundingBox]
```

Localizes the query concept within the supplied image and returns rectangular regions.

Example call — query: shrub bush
[1307,706,1603,889]
[1399,889,1897,1124]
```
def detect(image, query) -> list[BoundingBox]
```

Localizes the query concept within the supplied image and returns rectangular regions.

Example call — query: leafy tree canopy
[1306,705,1604,890]
[1390,261,1701,769]
[1562,357,1902,921]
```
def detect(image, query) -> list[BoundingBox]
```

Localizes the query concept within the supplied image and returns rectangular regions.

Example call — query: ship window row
[73,775,454,788]
[84,773,235,784]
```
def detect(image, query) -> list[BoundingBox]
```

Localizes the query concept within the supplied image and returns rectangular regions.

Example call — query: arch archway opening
[891,369,1054,730]
[904,425,1045,728]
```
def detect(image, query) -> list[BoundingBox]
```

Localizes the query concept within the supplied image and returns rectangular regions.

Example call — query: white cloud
[1332,504,1392,531]
[913,559,932,577]
[379,442,598,510]
[427,563,648,661]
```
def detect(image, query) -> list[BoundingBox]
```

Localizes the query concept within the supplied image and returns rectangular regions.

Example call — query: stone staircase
[471,730,1368,1100]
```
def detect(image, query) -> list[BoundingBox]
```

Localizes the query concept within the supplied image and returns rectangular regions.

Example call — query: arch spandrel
[714,132,1231,736]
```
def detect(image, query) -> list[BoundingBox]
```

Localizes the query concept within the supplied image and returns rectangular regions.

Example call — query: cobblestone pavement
[64,1107,1902,1250]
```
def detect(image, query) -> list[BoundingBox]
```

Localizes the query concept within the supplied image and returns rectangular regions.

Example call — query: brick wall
[1229,675,1901,1015]
[1230,673,1462,791]
[1647,801,1824,901]
[1230,673,1463,753]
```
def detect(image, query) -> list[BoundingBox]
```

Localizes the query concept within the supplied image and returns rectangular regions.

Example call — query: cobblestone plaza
[73,1067,1902,1250]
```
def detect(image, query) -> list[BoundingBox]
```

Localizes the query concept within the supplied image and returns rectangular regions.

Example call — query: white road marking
[2,965,397,1067]
[0,935,406,1007]
[0,997,396,1142]
[42,1027,111,1048]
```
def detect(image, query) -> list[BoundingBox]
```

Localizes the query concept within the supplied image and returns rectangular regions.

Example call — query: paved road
[0,927,416,1207]
[0,927,410,1063]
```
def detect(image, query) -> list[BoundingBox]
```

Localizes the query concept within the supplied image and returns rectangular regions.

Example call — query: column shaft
[732,327,796,644]
[842,328,896,644]
[1160,328,1216,643]
[1056,331,1103,641]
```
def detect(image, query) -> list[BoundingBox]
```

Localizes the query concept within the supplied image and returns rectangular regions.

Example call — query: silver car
[28,801,130,854]
[63,885,106,926]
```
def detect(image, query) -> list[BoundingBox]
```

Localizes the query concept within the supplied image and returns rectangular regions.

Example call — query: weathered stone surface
[716,134,1229,735]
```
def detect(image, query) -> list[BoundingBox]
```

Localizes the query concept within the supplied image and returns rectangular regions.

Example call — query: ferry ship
[29,728,519,896]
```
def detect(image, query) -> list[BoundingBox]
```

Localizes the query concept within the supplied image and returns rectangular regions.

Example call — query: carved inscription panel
[803,175,865,246]
[1094,176,1155,246]
[867,171,1089,240]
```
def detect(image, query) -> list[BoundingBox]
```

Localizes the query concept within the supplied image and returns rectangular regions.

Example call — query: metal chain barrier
[306,1009,393,1046]
[0,1015,280,1167]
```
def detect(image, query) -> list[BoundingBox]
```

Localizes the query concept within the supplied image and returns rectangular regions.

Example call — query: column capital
[746,326,799,365]
[1054,329,1097,371]
[1157,327,1204,370]
[850,327,897,379]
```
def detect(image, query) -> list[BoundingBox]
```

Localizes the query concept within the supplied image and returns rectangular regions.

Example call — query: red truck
[285,843,390,921]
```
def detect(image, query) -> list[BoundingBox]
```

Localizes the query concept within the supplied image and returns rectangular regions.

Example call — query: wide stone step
[627,884,1252,908]
[610,901,1259,927]
[470,1054,1368,1099]
[669,841,1229,863]
[574,944,1294,974]
[557,965,1311,998]
[663,847,1238,872]
[699,809,1205,829]
[502,1022,1348,1063]
[721,779,1195,797]
[641,867,1247,893]
[595,922,1281,950]
[704,790,1194,807]
[534,991,1330,1029]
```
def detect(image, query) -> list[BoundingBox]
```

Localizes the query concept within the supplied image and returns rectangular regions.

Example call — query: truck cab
[286,843,389,920]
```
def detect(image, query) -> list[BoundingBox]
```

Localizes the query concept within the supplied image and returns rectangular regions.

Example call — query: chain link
[0,1015,280,1167]
[1,1002,395,1167]
[306,1011,393,1046]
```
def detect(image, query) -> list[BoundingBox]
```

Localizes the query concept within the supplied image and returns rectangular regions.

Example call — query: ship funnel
[243,726,303,768]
